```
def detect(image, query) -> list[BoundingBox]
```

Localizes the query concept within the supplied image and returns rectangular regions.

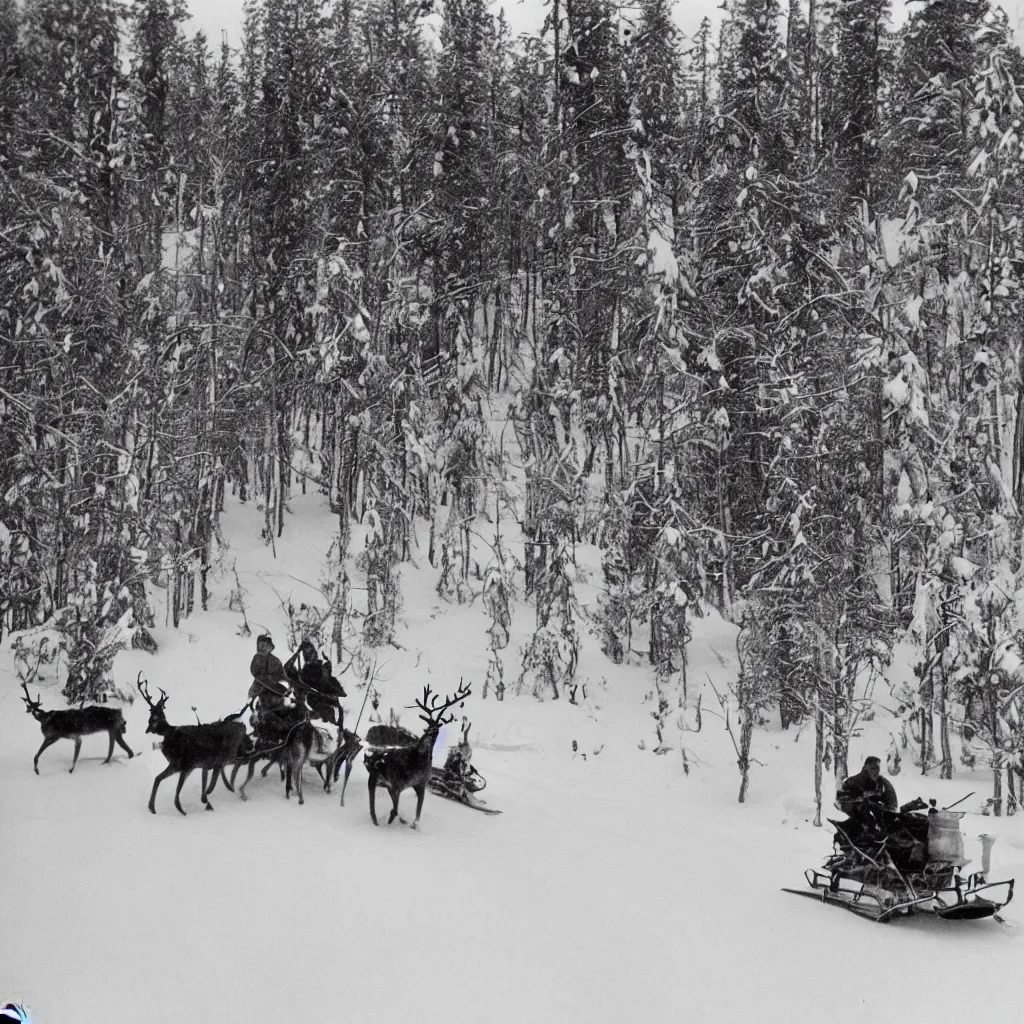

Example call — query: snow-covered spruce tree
[431,0,502,330]
[111,0,199,636]
[327,0,440,644]
[556,0,700,687]
[878,0,1024,776]
[478,14,528,392]
[507,0,587,603]
[434,365,488,604]
[424,0,505,601]
[0,0,168,693]
[234,0,332,547]
[693,0,902,815]
[824,0,892,204]
[0,0,19,174]
[957,560,1024,815]
[689,0,811,599]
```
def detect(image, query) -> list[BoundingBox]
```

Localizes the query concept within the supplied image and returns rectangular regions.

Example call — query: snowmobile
[784,800,1013,923]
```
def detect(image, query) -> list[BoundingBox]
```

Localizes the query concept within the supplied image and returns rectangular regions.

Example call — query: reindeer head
[410,680,473,739]
[19,681,45,720]
[137,673,170,735]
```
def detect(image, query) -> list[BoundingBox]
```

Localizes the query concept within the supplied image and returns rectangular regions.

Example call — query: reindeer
[283,721,315,804]
[20,681,135,774]
[364,681,471,828]
[137,675,250,815]
[308,713,363,803]
[233,706,316,805]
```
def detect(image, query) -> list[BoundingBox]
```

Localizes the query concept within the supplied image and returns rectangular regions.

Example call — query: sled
[428,765,502,814]
[785,811,1014,924]
[783,867,1013,923]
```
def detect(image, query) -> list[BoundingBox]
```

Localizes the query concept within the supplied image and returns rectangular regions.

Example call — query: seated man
[247,634,290,723]
[292,640,347,724]
[315,656,347,724]
[835,756,928,869]
[838,756,898,822]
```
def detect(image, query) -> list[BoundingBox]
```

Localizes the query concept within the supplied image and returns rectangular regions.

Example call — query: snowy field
[2,493,1023,1023]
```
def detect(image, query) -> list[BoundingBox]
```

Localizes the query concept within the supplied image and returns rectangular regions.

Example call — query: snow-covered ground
[2,493,1023,1023]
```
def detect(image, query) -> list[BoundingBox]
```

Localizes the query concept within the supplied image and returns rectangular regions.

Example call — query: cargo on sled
[784,801,1013,923]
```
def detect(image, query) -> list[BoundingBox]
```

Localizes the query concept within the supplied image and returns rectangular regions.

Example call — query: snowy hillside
[2,492,1023,1024]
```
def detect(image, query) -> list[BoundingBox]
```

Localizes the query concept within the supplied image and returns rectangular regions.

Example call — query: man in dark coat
[248,634,289,711]
[836,756,929,859]
[292,640,347,724]
[837,756,898,820]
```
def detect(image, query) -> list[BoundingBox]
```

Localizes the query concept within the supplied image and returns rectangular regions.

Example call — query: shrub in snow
[517,623,579,701]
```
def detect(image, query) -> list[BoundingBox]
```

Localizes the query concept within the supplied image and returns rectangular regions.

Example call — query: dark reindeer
[234,709,315,805]
[313,717,363,805]
[138,675,250,815]
[364,681,471,829]
[20,681,134,774]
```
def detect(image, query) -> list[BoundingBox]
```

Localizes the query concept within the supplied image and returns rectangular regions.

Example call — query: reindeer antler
[411,679,472,729]
[19,680,42,712]
[136,673,168,711]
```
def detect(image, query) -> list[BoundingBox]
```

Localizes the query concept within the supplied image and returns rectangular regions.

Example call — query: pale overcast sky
[184,0,731,48]
[182,0,1023,54]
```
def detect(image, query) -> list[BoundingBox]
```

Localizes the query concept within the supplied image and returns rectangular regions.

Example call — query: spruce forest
[3,0,1024,822]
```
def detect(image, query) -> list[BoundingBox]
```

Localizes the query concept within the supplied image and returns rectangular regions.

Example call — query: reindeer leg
[411,782,427,830]
[220,765,235,793]
[285,759,293,800]
[104,729,116,764]
[204,768,217,811]
[340,758,354,807]
[114,730,135,759]
[295,758,304,806]
[200,769,212,809]
[33,737,60,775]
[388,786,401,825]
[149,765,178,814]
[368,772,379,825]
[68,736,83,774]
[173,769,194,815]
[229,760,244,790]
[238,758,258,802]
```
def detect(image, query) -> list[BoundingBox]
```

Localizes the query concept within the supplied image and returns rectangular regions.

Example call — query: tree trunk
[938,676,953,780]
[992,754,1003,817]
[814,707,825,827]
[833,694,849,788]
[737,713,753,803]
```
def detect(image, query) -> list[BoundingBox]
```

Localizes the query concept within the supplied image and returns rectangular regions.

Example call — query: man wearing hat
[248,634,289,711]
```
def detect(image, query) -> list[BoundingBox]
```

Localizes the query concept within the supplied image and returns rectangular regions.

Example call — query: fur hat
[257,634,275,649]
